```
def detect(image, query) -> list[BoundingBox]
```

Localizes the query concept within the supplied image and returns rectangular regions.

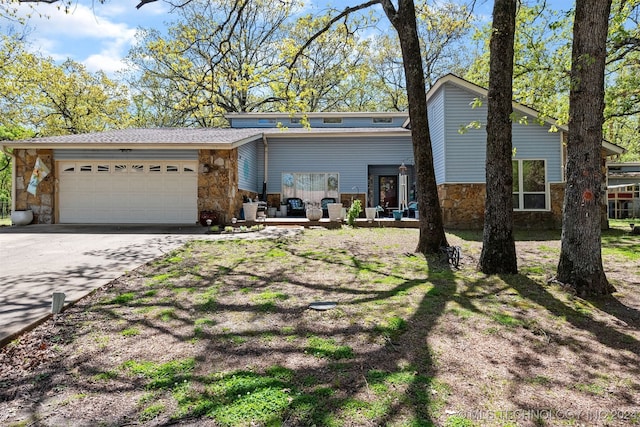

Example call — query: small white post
[51,292,66,314]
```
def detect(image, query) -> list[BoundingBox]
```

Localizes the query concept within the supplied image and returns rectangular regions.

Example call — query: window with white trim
[282,172,339,202]
[513,159,547,210]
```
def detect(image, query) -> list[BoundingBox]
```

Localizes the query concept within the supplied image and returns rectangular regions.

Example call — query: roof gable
[424,74,625,157]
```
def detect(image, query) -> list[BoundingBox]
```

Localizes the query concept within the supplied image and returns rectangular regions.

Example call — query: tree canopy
[465,0,640,160]
[0,35,132,136]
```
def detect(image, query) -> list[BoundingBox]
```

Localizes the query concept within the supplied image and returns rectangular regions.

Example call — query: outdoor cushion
[286,198,305,216]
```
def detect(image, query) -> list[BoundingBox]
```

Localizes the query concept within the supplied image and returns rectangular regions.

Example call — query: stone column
[13,149,54,224]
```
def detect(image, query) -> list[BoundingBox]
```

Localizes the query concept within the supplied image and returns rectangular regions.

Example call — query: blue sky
[6,0,171,73]
[3,0,506,75]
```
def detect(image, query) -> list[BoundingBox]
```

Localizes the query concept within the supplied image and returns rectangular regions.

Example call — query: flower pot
[365,207,377,220]
[11,209,33,226]
[306,207,322,221]
[393,210,403,221]
[243,203,258,221]
[327,203,343,221]
[199,210,219,226]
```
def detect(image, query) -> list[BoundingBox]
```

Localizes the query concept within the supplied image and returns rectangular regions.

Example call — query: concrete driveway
[0,224,300,346]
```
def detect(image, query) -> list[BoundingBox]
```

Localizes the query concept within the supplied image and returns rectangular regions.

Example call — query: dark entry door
[379,175,398,208]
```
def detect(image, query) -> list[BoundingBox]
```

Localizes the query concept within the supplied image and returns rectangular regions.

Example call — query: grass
[1,225,638,427]
[305,336,354,360]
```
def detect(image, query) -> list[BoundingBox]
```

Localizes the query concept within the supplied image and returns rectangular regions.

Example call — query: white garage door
[58,161,198,224]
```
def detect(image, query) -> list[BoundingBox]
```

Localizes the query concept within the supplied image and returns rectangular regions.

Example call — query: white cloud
[84,52,128,74]
[8,0,162,74]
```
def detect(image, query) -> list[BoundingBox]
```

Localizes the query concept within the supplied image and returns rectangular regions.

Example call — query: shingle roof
[8,128,264,145]
[3,126,410,149]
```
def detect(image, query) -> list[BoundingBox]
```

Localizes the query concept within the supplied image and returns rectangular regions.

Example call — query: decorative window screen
[513,159,547,210]
[282,173,339,202]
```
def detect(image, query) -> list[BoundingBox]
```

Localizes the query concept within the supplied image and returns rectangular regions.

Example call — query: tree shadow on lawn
[186,250,460,426]
[0,235,463,426]
[499,274,640,409]
[501,274,640,356]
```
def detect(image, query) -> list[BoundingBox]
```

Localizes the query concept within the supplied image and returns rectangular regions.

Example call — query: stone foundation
[438,183,486,229]
[437,183,565,230]
[13,149,54,224]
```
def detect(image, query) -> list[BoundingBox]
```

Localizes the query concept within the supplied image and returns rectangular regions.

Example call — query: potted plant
[347,200,362,226]
[306,201,322,221]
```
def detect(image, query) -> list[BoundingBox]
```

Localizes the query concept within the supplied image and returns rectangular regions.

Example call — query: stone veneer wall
[198,148,246,224]
[437,183,565,230]
[13,149,54,224]
[437,183,485,229]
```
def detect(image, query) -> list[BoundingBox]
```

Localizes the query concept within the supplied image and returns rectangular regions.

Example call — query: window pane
[282,172,339,203]
[513,193,520,209]
[523,160,545,192]
[297,174,324,202]
[524,193,546,209]
[512,161,519,192]
[282,173,295,199]
[327,174,339,198]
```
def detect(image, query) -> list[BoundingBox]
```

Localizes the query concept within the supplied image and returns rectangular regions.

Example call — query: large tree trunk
[556,0,615,296]
[381,0,448,254]
[479,0,518,274]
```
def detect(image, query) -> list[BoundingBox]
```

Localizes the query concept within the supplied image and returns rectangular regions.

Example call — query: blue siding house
[4,75,624,228]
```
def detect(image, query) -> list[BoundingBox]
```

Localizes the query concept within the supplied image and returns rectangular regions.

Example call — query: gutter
[1,144,16,213]
[262,134,268,200]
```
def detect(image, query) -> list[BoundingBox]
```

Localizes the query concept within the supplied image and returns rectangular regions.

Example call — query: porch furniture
[286,198,306,216]
[406,201,418,218]
[321,197,337,217]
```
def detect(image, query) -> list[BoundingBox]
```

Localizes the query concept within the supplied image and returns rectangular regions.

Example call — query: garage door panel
[59,161,198,224]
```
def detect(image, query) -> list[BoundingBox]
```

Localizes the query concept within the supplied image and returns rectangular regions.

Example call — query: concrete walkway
[0,224,301,346]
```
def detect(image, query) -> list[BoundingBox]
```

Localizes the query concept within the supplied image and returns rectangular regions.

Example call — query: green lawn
[1,225,638,427]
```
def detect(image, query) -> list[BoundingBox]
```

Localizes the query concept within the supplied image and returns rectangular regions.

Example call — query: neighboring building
[2,74,624,229]
[607,162,640,219]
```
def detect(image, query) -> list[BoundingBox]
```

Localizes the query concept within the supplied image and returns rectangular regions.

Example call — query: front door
[379,175,398,209]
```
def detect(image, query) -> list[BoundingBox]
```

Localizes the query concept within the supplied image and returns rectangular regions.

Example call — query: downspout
[262,134,268,200]
[1,145,16,213]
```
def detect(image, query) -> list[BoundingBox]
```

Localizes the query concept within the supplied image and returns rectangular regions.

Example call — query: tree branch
[136,0,158,10]
[288,0,381,69]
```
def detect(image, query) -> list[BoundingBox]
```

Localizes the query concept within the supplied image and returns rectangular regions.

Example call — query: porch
[230,216,420,229]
